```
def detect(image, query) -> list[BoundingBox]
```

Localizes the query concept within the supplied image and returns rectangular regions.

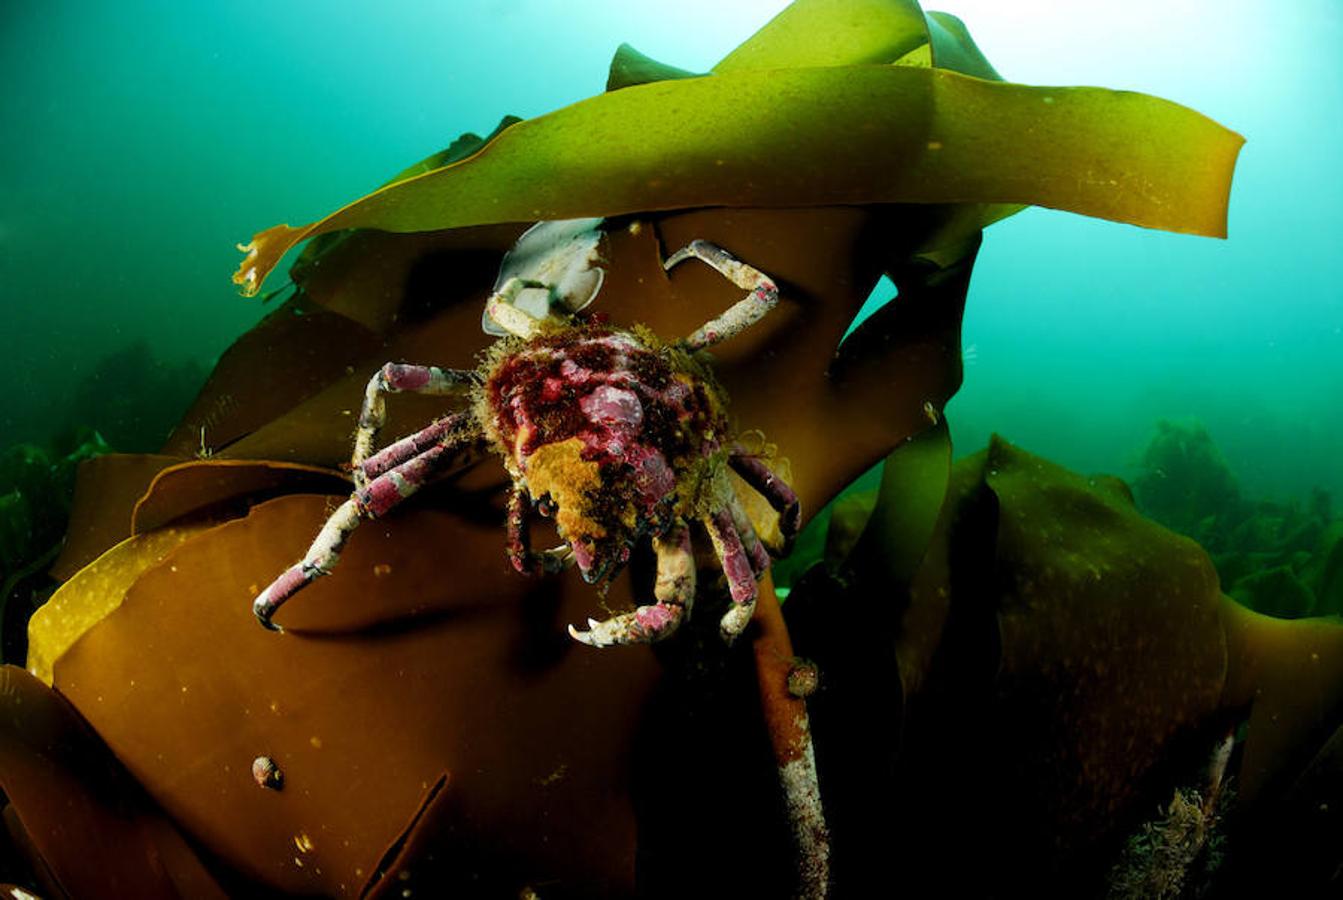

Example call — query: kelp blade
[28,524,210,684]
[235,65,1242,296]
[712,0,929,70]
[607,43,702,91]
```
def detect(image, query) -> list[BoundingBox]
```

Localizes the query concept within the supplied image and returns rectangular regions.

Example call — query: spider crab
[252,220,800,647]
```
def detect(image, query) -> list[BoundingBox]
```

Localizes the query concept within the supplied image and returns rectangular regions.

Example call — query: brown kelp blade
[234,64,1242,297]
[611,0,927,90]
[160,292,381,457]
[130,459,349,534]
[284,118,525,312]
[0,665,228,898]
[1219,599,1343,804]
[30,524,212,684]
[51,453,187,582]
[49,490,790,896]
[981,438,1229,849]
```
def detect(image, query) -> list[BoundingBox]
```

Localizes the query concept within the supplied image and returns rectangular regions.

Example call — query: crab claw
[568,603,685,647]
[719,599,756,644]
[252,565,312,634]
[252,596,285,634]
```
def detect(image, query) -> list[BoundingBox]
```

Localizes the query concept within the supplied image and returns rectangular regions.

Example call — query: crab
[252,221,800,647]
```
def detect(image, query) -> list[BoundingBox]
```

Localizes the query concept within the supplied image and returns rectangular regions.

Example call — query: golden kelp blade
[234,65,1243,297]
[612,0,930,90]
[28,524,210,684]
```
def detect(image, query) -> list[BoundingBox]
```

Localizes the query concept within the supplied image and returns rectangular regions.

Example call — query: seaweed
[1134,419,1343,618]
[785,436,1343,894]
[0,432,109,665]
[232,0,1241,297]
[59,340,206,455]
[1133,419,1245,545]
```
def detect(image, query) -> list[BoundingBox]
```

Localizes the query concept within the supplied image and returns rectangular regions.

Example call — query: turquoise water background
[2,1,1339,502]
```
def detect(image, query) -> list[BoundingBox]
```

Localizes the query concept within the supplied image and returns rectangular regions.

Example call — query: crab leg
[484,276,550,340]
[252,498,360,632]
[727,492,771,576]
[568,520,695,647]
[361,412,478,482]
[253,438,467,631]
[729,447,802,543]
[506,484,575,576]
[353,362,477,487]
[664,240,779,351]
[704,506,759,642]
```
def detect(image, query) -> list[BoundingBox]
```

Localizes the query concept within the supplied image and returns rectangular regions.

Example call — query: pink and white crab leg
[663,239,779,351]
[353,363,478,488]
[726,492,771,577]
[360,412,481,483]
[506,484,574,576]
[729,447,802,544]
[704,506,759,642]
[253,436,473,631]
[568,520,696,647]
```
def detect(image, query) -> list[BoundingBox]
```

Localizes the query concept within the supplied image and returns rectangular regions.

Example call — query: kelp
[129,459,348,535]
[28,458,349,681]
[0,665,228,898]
[46,489,797,896]
[27,524,209,685]
[1132,420,1343,619]
[31,201,968,894]
[711,0,929,71]
[784,436,1343,893]
[233,0,1241,297]
[980,439,1228,853]
[159,293,381,457]
[605,44,701,91]
[235,67,1241,297]
[919,11,1002,80]
[284,115,525,300]
[1219,599,1343,804]
[50,453,186,582]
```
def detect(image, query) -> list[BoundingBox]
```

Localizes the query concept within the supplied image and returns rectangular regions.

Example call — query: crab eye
[535,494,556,517]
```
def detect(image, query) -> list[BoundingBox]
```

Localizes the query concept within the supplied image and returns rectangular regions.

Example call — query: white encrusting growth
[780,732,831,900]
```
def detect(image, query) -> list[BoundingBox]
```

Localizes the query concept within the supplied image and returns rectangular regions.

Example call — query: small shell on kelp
[786,659,820,698]
[252,755,284,790]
